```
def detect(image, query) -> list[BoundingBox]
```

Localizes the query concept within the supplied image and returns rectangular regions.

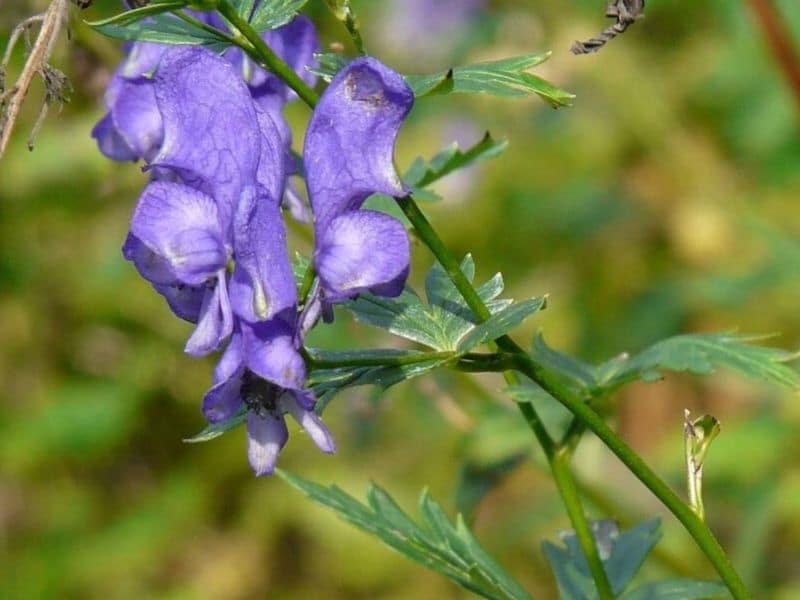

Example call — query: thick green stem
[213,19,750,598]
[216,1,320,108]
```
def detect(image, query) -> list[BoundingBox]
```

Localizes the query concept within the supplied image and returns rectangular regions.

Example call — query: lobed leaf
[183,407,247,443]
[404,132,508,201]
[405,53,574,108]
[278,471,532,600]
[88,11,230,50]
[310,52,574,107]
[249,0,310,31]
[347,256,541,352]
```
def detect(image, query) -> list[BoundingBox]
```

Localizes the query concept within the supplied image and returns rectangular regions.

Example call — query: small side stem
[216,0,319,108]
[551,447,615,600]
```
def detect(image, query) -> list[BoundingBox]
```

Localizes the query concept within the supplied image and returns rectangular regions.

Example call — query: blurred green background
[2,0,800,597]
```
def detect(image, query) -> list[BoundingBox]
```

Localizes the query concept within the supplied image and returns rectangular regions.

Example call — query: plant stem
[511,353,751,599]
[551,447,615,600]
[216,0,319,108]
[394,195,620,596]
[221,20,751,598]
[308,350,454,369]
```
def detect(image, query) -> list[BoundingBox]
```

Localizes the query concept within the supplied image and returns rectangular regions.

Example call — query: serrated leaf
[250,0,310,31]
[307,349,450,411]
[405,53,574,108]
[346,256,530,352]
[310,52,573,107]
[458,297,546,352]
[85,2,189,28]
[308,51,350,80]
[404,132,508,197]
[600,333,800,391]
[278,471,532,600]
[543,518,663,598]
[183,408,246,443]
[620,579,728,600]
[89,12,230,49]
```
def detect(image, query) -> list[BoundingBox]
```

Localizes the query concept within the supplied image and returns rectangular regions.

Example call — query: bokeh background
[2,0,800,597]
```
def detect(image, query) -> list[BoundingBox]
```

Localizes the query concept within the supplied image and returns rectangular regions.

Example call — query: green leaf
[405,53,575,108]
[292,252,311,288]
[307,349,449,411]
[543,519,663,597]
[85,1,189,28]
[404,132,508,200]
[599,333,800,391]
[620,579,728,600]
[458,297,547,352]
[532,332,800,401]
[89,12,230,49]
[250,0,310,32]
[183,408,246,443]
[308,51,350,81]
[347,256,540,352]
[309,52,574,108]
[278,471,532,600]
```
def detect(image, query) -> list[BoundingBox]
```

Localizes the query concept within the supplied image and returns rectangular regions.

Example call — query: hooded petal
[92,113,138,162]
[129,181,226,286]
[281,391,336,454]
[184,272,233,356]
[153,282,205,323]
[151,47,261,232]
[247,412,288,476]
[304,57,414,232]
[111,78,163,161]
[316,209,410,299]
[242,318,305,390]
[229,187,296,323]
[121,42,168,79]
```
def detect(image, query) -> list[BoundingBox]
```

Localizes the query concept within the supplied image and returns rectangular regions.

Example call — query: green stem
[211,19,750,598]
[393,194,620,594]
[511,353,751,599]
[551,447,615,600]
[308,350,454,369]
[175,9,242,47]
[216,0,320,108]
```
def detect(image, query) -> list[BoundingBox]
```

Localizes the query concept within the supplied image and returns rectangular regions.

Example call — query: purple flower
[91,42,168,162]
[304,58,414,306]
[203,319,336,476]
[123,47,293,355]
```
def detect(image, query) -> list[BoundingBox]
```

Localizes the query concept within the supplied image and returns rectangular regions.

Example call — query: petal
[304,57,414,232]
[229,187,296,323]
[316,210,410,299]
[281,391,336,454]
[282,179,310,223]
[213,325,244,384]
[153,282,205,323]
[111,78,163,161]
[254,106,286,204]
[151,47,261,231]
[242,318,305,390]
[184,273,233,356]
[130,181,226,286]
[202,365,245,423]
[122,232,176,286]
[247,412,288,476]
[120,42,168,79]
[91,113,138,162]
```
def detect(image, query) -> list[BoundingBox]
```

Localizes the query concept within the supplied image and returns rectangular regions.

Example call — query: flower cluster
[93,12,414,475]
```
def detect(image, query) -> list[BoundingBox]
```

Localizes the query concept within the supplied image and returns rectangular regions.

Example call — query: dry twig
[0,0,70,160]
[571,0,646,55]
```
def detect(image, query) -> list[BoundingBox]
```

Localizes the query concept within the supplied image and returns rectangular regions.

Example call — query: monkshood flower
[92,6,318,173]
[304,58,414,308]
[202,318,336,476]
[91,42,168,162]
[123,48,291,355]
